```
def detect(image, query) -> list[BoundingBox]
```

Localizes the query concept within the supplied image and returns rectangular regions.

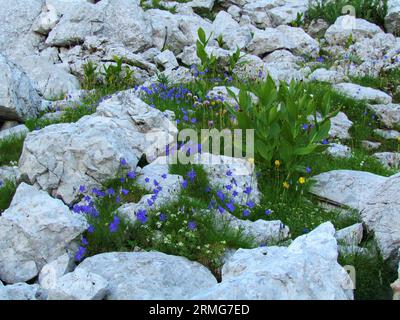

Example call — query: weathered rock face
[0,0,43,58]
[0,183,87,284]
[363,173,400,262]
[147,9,212,54]
[76,252,217,299]
[17,55,80,99]
[368,103,400,129]
[308,68,348,84]
[312,170,400,263]
[310,170,387,210]
[247,25,319,57]
[19,90,177,204]
[0,54,42,121]
[333,83,392,104]
[212,11,252,50]
[374,152,400,170]
[211,210,290,246]
[385,0,400,34]
[38,253,74,290]
[0,282,44,300]
[47,0,153,53]
[325,16,383,45]
[48,269,108,300]
[335,223,364,247]
[192,222,354,300]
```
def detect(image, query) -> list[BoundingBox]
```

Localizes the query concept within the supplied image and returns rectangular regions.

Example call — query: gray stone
[368,103,400,129]
[335,223,364,247]
[0,54,42,121]
[76,252,217,299]
[373,152,400,170]
[0,283,43,300]
[19,90,177,204]
[363,173,400,261]
[385,0,400,34]
[361,140,382,151]
[374,128,400,140]
[0,125,29,141]
[0,166,19,183]
[49,269,108,300]
[310,170,387,210]
[308,68,348,84]
[325,16,384,45]
[39,253,74,290]
[326,143,352,158]
[192,222,354,300]
[247,25,319,57]
[0,183,87,284]
[333,83,392,104]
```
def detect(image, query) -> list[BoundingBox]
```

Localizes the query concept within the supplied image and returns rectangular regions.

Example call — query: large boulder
[247,25,319,57]
[325,16,383,45]
[75,252,217,299]
[363,173,400,261]
[0,54,42,121]
[46,0,153,53]
[192,222,354,300]
[48,269,108,300]
[0,183,87,284]
[310,170,387,210]
[19,90,177,204]
[311,170,400,263]
[16,55,80,99]
[0,0,43,58]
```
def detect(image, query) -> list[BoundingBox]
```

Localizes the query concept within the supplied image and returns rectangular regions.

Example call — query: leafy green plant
[196,28,217,74]
[82,61,98,90]
[216,34,224,48]
[228,76,335,179]
[290,12,304,27]
[0,180,17,213]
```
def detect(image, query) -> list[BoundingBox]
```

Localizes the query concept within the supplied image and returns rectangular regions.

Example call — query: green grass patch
[0,134,26,166]
[339,239,397,300]
[0,180,17,213]
[306,0,388,28]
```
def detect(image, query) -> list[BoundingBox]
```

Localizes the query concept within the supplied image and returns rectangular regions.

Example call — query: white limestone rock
[48,269,108,300]
[0,183,87,284]
[0,54,42,121]
[192,222,354,300]
[333,83,392,104]
[75,252,217,299]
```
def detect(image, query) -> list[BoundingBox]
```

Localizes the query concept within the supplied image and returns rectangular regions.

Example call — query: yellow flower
[247,157,255,165]
[274,160,281,167]
[211,101,216,106]
[283,181,290,189]
[298,177,306,184]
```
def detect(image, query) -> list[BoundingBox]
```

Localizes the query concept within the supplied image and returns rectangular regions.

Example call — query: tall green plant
[228,76,336,178]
